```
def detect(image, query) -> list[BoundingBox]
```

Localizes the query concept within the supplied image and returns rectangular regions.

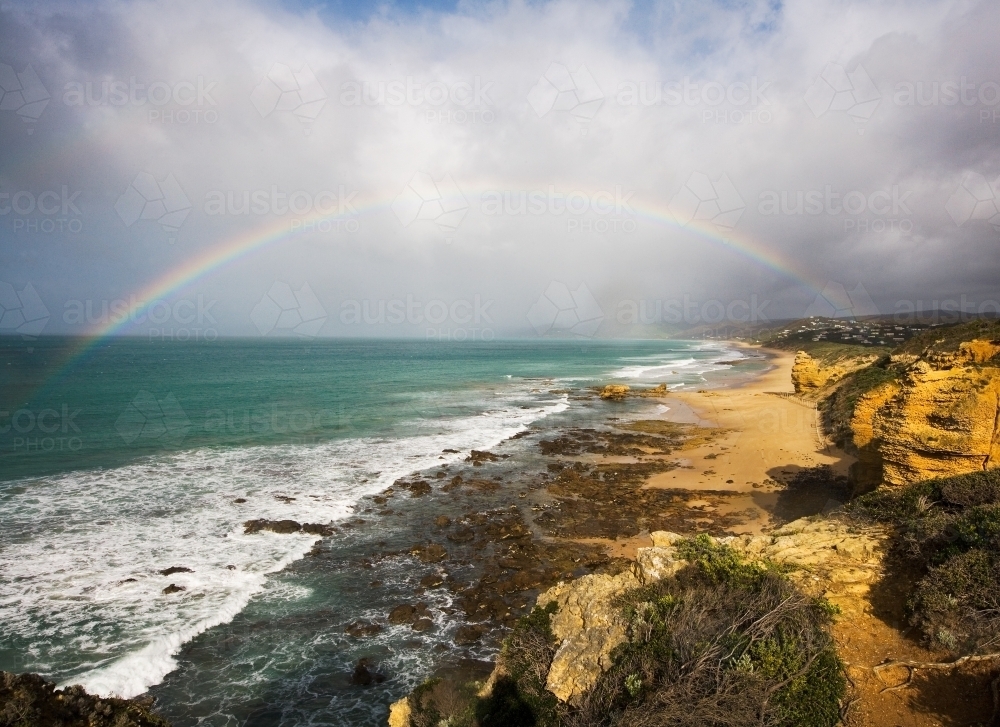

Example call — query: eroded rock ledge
[523,517,886,706]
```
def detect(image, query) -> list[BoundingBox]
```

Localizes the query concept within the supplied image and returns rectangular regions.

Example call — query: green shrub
[476,601,560,727]
[560,538,844,727]
[846,469,1000,655]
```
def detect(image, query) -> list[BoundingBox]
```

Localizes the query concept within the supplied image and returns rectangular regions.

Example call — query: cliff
[843,338,1000,491]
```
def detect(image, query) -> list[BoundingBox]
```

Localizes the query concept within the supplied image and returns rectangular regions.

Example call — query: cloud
[1,0,998,336]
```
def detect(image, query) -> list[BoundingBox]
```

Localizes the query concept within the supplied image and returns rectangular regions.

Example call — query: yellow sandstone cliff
[849,340,1000,488]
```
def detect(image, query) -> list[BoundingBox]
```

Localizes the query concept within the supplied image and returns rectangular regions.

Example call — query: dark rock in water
[394,478,432,497]
[243,519,334,536]
[388,604,418,625]
[244,518,301,534]
[434,515,451,527]
[233,498,247,504]
[345,621,383,638]
[446,527,475,543]
[442,448,459,453]
[273,494,296,503]
[411,543,447,563]
[388,602,431,625]
[350,658,386,687]
[226,565,236,570]
[411,618,434,632]
[0,671,171,726]
[159,566,193,576]
[420,572,445,588]
[454,624,485,646]
[162,584,186,595]
[466,450,499,466]
[119,578,137,584]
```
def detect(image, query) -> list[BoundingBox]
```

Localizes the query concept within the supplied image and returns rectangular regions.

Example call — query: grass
[846,469,1000,655]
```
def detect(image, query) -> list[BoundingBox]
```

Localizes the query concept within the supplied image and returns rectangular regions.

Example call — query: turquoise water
[0,337,753,725]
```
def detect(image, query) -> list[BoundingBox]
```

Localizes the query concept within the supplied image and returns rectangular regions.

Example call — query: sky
[1,0,999,340]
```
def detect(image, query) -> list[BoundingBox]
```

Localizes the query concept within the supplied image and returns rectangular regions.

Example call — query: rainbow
[29,188,824,398]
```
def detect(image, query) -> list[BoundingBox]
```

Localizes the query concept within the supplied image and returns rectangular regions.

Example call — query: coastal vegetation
[408,537,845,727]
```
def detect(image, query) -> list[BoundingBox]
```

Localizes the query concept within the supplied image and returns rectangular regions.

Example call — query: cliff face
[849,340,1000,489]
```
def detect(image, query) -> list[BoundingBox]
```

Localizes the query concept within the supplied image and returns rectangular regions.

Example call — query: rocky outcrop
[0,672,171,727]
[791,351,831,393]
[849,339,1000,488]
[597,384,668,400]
[599,385,630,400]
[528,517,885,707]
[243,519,335,536]
[388,697,412,727]
[792,350,880,395]
[536,571,641,705]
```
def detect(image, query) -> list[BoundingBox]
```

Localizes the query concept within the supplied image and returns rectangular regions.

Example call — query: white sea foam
[0,390,567,699]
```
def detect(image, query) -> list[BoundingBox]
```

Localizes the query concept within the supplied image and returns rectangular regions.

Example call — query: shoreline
[574,343,856,560]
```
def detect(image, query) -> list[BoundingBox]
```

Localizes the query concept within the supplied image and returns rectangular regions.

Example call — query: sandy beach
[594,344,855,559]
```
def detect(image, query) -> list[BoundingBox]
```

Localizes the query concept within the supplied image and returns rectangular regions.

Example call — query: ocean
[0,337,761,726]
